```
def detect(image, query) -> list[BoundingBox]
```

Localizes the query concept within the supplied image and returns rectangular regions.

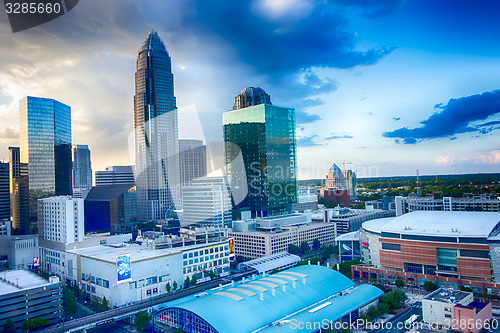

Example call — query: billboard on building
[229,238,235,258]
[116,253,132,284]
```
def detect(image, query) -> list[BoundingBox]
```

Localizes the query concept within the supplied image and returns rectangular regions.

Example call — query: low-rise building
[0,270,62,330]
[0,234,38,270]
[229,213,336,259]
[71,240,231,307]
[395,194,500,217]
[422,288,491,333]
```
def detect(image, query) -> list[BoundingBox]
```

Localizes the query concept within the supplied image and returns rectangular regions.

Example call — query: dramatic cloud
[384,90,500,144]
[297,135,321,147]
[192,1,395,75]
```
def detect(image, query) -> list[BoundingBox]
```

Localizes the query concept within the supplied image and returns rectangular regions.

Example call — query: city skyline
[0,1,499,179]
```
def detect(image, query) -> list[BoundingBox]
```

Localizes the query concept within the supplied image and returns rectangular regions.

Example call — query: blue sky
[0,0,499,179]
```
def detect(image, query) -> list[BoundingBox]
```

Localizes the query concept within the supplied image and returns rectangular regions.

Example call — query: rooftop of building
[229,222,333,236]
[238,252,301,274]
[85,185,135,201]
[423,288,471,304]
[158,265,383,333]
[141,30,167,53]
[69,240,228,263]
[455,301,489,313]
[0,270,55,296]
[336,231,360,242]
[362,211,500,238]
[329,163,342,172]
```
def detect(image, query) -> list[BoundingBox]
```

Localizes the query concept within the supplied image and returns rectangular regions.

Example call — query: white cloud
[434,155,454,166]
[475,150,500,164]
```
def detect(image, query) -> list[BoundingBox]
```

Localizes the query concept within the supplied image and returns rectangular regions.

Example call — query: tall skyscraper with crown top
[133,31,180,221]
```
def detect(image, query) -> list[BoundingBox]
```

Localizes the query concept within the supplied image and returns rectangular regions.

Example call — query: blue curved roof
[160,265,383,333]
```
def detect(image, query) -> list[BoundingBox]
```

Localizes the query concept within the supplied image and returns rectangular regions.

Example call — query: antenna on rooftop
[416,169,421,197]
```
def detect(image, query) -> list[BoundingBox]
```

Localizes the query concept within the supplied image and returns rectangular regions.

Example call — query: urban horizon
[0,1,499,179]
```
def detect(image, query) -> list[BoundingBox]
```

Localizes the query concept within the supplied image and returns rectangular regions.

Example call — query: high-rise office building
[325,163,347,189]
[38,196,84,244]
[95,166,135,186]
[0,162,9,220]
[181,177,232,228]
[8,147,29,233]
[342,169,357,201]
[72,144,92,191]
[19,96,72,196]
[223,87,297,217]
[133,30,180,221]
[321,163,351,207]
[179,139,207,186]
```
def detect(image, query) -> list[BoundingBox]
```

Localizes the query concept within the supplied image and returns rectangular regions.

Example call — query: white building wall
[80,253,183,307]
[38,196,84,244]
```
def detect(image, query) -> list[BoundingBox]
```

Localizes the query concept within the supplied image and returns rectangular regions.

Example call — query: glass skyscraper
[179,139,207,186]
[72,144,92,191]
[223,87,297,217]
[133,30,180,221]
[19,96,72,196]
[9,146,29,233]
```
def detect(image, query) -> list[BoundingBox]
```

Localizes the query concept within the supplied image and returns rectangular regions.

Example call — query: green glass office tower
[19,96,72,196]
[223,87,297,217]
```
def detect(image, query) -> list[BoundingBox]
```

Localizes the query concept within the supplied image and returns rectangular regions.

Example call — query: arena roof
[335,231,359,242]
[362,211,500,238]
[158,265,383,333]
[238,252,301,273]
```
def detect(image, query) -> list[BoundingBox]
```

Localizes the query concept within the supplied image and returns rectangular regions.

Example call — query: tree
[173,281,178,291]
[184,277,191,288]
[365,306,381,321]
[483,292,489,300]
[134,311,151,331]
[395,279,405,289]
[101,296,109,311]
[338,260,361,279]
[166,282,171,293]
[461,286,473,292]
[378,300,390,314]
[2,319,16,333]
[300,241,310,254]
[288,244,302,255]
[21,319,33,332]
[91,295,99,311]
[63,286,76,316]
[191,275,197,286]
[72,281,81,298]
[423,281,438,292]
[209,270,215,281]
[322,245,335,259]
[31,318,47,329]
[312,239,321,251]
